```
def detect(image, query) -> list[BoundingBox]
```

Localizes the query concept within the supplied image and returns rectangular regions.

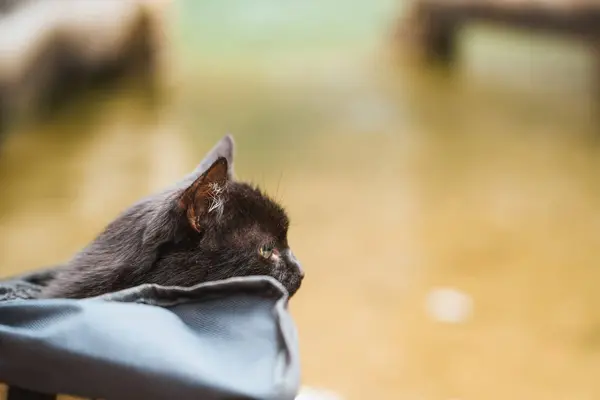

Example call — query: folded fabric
[0,269,300,400]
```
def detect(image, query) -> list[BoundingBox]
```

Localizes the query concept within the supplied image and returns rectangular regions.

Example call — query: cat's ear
[179,157,229,232]
[194,134,235,180]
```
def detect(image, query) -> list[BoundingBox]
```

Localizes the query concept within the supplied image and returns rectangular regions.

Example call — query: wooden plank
[418,1,600,40]
[408,0,600,65]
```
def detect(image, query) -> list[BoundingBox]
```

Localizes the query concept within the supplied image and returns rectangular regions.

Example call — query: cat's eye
[259,244,274,259]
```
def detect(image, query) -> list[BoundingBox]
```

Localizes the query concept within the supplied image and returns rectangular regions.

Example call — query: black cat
[41,135,304,299]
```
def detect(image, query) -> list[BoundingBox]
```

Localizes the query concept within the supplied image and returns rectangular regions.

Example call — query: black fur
[40,135,304,299]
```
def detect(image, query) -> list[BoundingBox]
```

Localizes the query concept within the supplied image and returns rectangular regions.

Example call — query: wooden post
[410,2,459,66]
[594,40,600,109]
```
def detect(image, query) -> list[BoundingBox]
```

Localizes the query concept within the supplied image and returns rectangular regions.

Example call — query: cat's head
[152,135,304,297]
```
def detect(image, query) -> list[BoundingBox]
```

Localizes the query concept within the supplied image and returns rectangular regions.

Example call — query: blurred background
[1,0,600,399]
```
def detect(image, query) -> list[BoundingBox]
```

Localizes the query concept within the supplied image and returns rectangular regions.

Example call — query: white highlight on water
[426,287,473,324]
[296,386,343,400]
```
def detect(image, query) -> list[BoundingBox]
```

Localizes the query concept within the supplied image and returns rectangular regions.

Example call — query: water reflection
[1,1,600,399]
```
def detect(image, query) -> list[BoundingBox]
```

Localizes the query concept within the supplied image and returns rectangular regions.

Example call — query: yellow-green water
[1,1,600,399]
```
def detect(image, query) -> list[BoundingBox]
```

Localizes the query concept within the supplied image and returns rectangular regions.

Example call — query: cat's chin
[285,280,302,298]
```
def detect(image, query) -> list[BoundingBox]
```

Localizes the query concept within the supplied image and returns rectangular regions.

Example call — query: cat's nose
[288,250,304,278]
[296,261,305,279]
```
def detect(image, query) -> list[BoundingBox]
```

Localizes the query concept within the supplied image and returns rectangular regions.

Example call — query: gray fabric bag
[0,269,300,400]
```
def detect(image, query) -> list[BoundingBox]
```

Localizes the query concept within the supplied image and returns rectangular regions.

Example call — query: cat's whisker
[275,170,284,202]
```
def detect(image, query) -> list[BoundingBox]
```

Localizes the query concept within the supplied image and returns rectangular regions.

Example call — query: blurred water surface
[1,1,600,399]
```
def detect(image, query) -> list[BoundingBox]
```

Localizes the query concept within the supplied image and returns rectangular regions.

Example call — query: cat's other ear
[194,134,235,180]
[179,157,229,232]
